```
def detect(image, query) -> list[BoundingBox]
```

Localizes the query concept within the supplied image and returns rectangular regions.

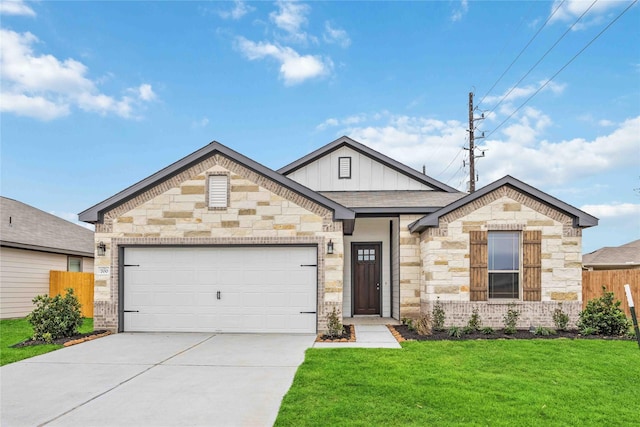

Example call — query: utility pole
[465,92,485,193]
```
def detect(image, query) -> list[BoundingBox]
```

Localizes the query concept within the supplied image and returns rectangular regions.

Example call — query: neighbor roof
[409,175,599,233]
[278,135,460,193]
[1,197,94,257]
[320,191,466,214]
[583,239,640,267]
[79,141,355,224]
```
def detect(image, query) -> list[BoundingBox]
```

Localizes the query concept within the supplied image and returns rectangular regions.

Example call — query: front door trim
[351,241,382,316]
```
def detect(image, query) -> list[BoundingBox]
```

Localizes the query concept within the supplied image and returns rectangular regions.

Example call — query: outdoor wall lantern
[97,241,106,256]
[327,239,334,255]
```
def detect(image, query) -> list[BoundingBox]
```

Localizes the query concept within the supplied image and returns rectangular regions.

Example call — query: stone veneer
[398,215,423,319]
[93,153,344,333]
[417,185,583,327]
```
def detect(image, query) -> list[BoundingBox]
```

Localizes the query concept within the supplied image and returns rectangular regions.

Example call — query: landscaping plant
[414,313,432,336]
[27,288,83,343]
[503,304,520,334]
[552,303,570,331]
[577,286,630,336]
[431,297,446,331]
[467,306,482,331]
[326,307,344,338]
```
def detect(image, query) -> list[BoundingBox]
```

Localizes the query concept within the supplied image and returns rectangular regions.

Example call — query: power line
[485,0,638,139]
[485,0,599,118]
[437,139,466,177]
[478,0,566,107]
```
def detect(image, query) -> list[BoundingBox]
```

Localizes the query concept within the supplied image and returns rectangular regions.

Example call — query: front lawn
[276,340,639,426]
[0,317,93,366]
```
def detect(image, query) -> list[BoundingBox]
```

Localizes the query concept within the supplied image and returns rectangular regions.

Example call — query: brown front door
[353,243,381,315]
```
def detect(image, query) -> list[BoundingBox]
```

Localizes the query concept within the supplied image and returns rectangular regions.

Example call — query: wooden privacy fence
[582,269,640,318]
[49,271,94,318]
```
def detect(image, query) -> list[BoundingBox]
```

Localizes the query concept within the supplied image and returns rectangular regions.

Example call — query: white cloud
[579,203,640,218]
[0,29,156,120]
[218,1,254,20]
[316,117,339,131]
[269,0,315,44]
[598,119,615,127]
[323,22,350,48]
[483,80,566,115]
[235,37,332,85]
[451,0,469,22]
[0,0,35,16]
[191,117,209,128]
[549,0,627,29]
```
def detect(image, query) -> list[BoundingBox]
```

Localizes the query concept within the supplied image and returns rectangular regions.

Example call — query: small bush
[28,288,83,342]
[503,304,520,335]
[580,326,597,336]
[462,325,475,335]
[577,286,630,336]
[326,307,344,338]
[552,303,570,331]
[481,326,494,335]
[533,326,557,336]
[414,314,432,336]
[467,306,482,331]
[448,326,463,338]
[432,298,446,331]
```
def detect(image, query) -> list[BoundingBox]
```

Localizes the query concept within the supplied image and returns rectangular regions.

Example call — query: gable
[279,136,459,193]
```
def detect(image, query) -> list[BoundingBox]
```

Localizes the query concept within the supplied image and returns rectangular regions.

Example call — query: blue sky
[1,0,638,253]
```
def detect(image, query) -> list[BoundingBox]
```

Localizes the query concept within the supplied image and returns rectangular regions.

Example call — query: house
[583,240,640,270]
[1,197,95,319]
[79,136,598,333]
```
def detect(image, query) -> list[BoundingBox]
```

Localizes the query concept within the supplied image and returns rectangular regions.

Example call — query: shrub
[577,286,630,336]
[552,303,570,331]
[533,326,557,336]
[28,288,83,342]
[467,306,482,331]
[432,298,446,331]
[402,317,414,331]
[503,304,520,335]
[326,307,344,338]
[414,314,432,336]
[448,326,463,338]
[481,326,494,335]
[462,325,475,335]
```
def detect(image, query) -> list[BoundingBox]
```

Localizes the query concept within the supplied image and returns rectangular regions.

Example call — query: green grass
[0,317,93,366]
[276,340,640,426]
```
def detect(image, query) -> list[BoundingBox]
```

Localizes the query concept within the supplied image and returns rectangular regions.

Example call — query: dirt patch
[389,325,632,341]
[316,324,356,342]
[11,330,111,348]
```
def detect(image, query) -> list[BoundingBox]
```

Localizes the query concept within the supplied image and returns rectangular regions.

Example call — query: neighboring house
[1,197,94,319]
[79,136,597,333]
[583,240,640,270]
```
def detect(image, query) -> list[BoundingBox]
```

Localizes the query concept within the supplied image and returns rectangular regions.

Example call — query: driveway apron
[0,333,315,427]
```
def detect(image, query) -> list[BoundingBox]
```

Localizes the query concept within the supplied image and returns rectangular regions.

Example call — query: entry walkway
[313,323,402,349]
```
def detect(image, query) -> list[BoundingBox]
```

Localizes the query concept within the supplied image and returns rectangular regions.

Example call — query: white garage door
[123,246,317,333]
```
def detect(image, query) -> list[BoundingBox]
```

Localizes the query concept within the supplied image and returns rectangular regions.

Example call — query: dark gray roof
[409,175,599,233]
[278,135,460,193]
[320,191,466,214]
[583,239,640,267]
[1,197,94,257]
[79,141,355,224]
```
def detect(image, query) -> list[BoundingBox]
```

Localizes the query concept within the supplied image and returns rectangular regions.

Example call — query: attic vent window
[208,173,229,209]
[338,157,351,179]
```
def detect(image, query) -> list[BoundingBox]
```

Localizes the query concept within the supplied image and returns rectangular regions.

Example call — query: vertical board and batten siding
[49,271,95,318]
[285,146,432,191]
[522,230,542,301]
[0,247,67,318]
[469,231,488,301]
[582,269,640,318]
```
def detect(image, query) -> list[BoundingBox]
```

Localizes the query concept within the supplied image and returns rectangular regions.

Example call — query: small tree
[432,297,446,331]
[552,303,570,331]
[503,304,520,335]
[467,306,482,331]
[28,288,83,342]
[326,307,344,338]
[577,286,630,336]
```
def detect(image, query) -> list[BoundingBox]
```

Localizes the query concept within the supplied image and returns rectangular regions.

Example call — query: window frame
[487,231,521,300]
[207,172,230,210]
[338,157,351,179]
[67,256,82,272]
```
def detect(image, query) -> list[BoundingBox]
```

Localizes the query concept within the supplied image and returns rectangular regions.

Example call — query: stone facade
[398,215,423,319]
[93,153,343,333]
[417,185,583,327]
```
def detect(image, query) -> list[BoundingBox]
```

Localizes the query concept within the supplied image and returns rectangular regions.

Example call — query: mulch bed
[11,330,111,348]
[316,324,356,342]
[389,325,632,342]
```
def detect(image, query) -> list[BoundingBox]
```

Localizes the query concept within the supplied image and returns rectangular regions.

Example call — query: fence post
[624,284,640,350]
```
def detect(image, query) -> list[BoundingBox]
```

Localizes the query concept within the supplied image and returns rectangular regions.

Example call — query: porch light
[97,241,106,256]
[327,239,334,255]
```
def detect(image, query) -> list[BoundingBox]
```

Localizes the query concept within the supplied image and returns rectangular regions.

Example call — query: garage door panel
[123,246,317,333]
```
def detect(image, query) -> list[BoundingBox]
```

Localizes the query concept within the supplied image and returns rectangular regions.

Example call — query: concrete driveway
[0,333,315,427]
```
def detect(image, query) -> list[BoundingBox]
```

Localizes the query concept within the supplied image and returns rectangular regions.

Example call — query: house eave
[1,241,94,258]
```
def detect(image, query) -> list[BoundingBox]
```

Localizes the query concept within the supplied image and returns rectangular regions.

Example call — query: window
[357,248,375,262]
[208,174,228,209]
[338,157,351,179]
[68,257,82,272]
[488,232,520,299]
